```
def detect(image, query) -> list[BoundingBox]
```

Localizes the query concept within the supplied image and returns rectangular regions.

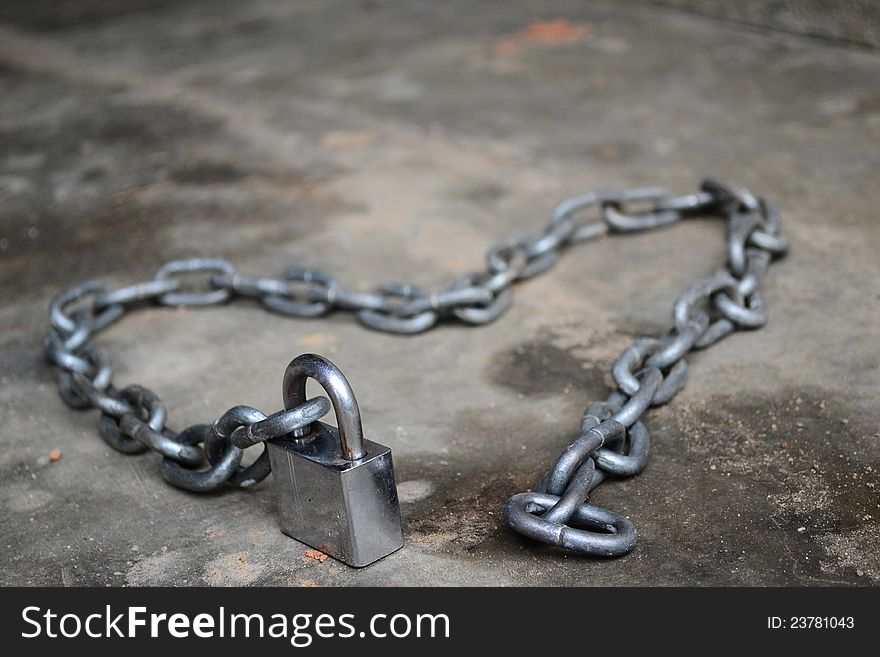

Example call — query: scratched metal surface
[1,0,878,586]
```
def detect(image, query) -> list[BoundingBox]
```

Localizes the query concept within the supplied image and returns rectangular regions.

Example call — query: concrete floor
[1,0,878,586]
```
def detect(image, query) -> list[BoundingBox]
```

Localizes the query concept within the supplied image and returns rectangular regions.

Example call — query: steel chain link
[45,178,787,558]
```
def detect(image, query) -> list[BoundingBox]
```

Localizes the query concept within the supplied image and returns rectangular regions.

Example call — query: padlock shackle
[282,353,366,461]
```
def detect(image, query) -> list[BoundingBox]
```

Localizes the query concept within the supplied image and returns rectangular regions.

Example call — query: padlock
[267,353,404,567]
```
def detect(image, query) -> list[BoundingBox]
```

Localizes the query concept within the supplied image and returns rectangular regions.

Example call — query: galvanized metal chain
[44,178,788,558]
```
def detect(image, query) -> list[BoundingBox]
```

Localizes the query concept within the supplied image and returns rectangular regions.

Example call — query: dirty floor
[1,0,878,586]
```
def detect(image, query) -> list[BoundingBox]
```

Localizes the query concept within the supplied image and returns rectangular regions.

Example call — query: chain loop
[357,283,438,333]
[260,268,337,317]
[207,407,270,488]
[98,386,166,455]
[95,279,182,310]
[613,337,688,405]
[65,375,134,417]
[450,273,513,325]
[504,492,638,557]
[603,190,682,233]
[54,344,112,408]
[119,415,204,465]
[543,420,623,496]
[595,421,651,477]
[225,398,331,448]
[160,424,239,491]
[155,258,236,306]
[50,281,103,336]
[45,179,787,560]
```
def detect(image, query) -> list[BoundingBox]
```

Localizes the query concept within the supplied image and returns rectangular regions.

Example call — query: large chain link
[44,178,788,557]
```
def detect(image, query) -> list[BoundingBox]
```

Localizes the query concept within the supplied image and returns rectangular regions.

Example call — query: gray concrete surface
[1,0,878,586]
[648,0,880,49]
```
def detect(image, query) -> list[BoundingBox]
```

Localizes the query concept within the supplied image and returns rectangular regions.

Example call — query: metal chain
[44,178,788,558]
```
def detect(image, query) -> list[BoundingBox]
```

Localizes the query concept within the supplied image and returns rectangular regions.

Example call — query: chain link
[45,179,787,558]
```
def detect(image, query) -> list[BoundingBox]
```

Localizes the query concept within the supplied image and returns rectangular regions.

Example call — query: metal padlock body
[268,354,403,567]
